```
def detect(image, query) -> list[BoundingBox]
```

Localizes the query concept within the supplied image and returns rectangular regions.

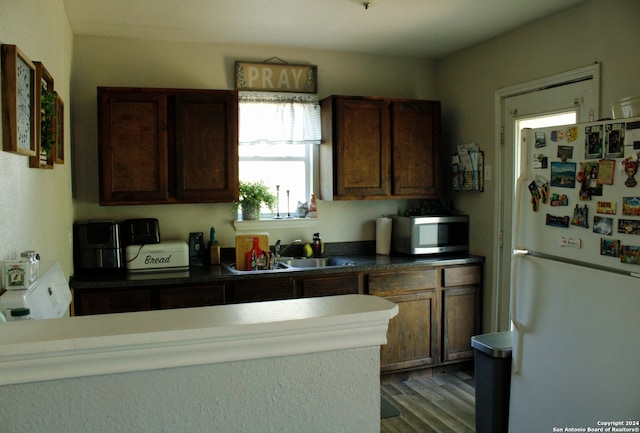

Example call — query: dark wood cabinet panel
[301,274,361,297]
[443,264,482,287]
[379,290,437,372]
[442,286,481,362]
[320,95,441,200]
[98,87,238,205]
[227,278,296,304]
[98,89,169,204]
[175,92,238,202]
[158,284,225,309]
[392,100,441,196]
[74,287,151,316]
[368,269,437,295]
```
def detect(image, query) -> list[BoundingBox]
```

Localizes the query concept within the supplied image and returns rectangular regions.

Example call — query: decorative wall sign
[1,44,37,156]
[235,58,317,93]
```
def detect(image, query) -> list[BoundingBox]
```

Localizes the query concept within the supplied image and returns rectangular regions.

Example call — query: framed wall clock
[2,44,37,156]
[30,61,55,169]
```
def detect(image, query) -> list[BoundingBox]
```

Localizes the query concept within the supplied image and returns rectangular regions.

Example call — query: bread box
[125,241,189,272]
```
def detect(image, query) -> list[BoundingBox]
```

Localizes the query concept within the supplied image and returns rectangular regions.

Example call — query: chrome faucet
[274,239,302,257]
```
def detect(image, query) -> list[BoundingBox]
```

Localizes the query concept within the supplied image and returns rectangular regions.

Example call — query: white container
[376,217,392,255]
[125,241,189,272]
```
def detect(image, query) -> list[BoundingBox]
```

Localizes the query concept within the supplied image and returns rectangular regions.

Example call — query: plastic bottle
[308,194,317,218]
[313,233,322,257]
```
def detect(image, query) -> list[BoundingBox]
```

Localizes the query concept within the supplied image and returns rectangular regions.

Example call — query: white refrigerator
[508,117,640,432]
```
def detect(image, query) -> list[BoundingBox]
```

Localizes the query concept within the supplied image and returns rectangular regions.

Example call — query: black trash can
[471,331,513,433]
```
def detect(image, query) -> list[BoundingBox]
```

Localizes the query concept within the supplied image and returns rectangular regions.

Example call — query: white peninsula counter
[0,294,397,433]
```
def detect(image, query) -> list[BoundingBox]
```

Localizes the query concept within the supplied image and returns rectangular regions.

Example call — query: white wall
[71,37,437,250]
[0,0,74,275]
[435,0,640,331]
[1,346,381,433]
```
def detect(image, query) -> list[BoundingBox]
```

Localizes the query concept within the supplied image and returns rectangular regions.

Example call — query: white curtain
[238,92,321,145]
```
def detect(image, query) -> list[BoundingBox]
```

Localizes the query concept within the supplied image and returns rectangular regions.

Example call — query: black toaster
[121,218,161,246]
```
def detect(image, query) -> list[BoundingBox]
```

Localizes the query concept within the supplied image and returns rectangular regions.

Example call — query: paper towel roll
[376,217,392,255]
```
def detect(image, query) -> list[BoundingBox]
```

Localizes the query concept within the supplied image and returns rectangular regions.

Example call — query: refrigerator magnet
[570,204,589,228]
[546,214,570,227]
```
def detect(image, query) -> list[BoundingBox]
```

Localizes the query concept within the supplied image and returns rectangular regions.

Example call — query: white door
[494,65,599,331]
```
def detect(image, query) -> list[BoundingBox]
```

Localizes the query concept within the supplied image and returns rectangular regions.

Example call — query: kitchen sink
[223,257,355,273]
[277,257,351,268]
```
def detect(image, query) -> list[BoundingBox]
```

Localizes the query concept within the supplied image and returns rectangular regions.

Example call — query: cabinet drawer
[443,265,481,287]
[368,269,437,294]
[227,278,295,304]
[302,274,360,297]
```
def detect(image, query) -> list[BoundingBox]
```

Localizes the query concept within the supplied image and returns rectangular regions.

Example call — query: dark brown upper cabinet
[320,95,441,200]
[98,87,238,205]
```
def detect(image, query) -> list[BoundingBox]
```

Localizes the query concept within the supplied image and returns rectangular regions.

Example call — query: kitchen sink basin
[223,257,355,274]
[277,257,355,268]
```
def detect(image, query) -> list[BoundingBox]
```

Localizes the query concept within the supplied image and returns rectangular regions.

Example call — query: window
[238,92,321,218]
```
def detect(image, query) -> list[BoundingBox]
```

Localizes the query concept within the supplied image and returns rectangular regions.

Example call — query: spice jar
[20,251,39,285]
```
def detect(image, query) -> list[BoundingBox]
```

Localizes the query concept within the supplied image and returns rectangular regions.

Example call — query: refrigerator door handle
[510,250,526,375]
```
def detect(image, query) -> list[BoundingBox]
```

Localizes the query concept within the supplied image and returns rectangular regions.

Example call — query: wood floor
[380,371,476,433]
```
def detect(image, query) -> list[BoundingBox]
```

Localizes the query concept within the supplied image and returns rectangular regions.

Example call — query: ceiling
[63,0,586,59]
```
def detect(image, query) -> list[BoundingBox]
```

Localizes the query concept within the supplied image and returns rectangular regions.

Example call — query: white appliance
[1,261,72,319]
[509,118,640,431]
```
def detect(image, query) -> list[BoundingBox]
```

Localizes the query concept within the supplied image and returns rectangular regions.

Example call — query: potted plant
[234,180,277,220]
[40,89,57,157]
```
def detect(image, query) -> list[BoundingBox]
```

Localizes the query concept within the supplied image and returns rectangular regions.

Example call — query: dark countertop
[70,249,484,290]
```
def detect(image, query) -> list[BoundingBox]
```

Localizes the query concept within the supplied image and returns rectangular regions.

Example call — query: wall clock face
[2,44,36,155]
[16,55,32,150]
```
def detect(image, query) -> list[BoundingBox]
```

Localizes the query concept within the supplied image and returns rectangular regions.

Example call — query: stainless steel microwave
[391,215,469,255]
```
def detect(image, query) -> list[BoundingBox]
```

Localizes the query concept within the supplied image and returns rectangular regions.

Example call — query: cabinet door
[227,278,296,304]
[379,290,437,372]
[391,100,441,197]
[158,284,225,309]
[441,264,482,362]
[73,287,151,316]
[302,274,360,297]
[98,88,169,204]
[175,92,238,202]
[329,97,391,199]
[441,286,480,362]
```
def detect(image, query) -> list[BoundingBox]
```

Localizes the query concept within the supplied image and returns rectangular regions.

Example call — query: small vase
[242,204,260,220]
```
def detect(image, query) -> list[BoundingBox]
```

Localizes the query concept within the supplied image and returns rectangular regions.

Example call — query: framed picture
[1,44,37,156]
[30,61,55,169]
[54,94,64,164]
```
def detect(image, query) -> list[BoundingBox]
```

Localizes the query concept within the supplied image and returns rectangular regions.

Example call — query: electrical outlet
[484,164,491,181]
[68,226,72,250]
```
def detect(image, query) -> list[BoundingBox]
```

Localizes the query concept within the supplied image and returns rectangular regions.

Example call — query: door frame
[491,63,600,331]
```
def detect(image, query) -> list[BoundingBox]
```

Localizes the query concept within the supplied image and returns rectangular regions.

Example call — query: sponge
[303,243,313,258]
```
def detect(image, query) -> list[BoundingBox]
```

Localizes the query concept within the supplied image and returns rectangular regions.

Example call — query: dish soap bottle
[313,233,322,257]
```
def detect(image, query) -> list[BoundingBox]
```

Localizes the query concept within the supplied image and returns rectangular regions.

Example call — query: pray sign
[235,60,317,93]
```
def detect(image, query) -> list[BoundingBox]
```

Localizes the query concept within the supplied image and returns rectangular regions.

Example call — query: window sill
[233,217,318,231]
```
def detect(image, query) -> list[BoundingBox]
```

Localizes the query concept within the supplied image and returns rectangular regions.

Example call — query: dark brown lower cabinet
[379,290,437,372]
[369,263,482,374]
[73,287,152,316]
[226,278,296,304]
[158,284,225,309]
[301,274,360,297]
